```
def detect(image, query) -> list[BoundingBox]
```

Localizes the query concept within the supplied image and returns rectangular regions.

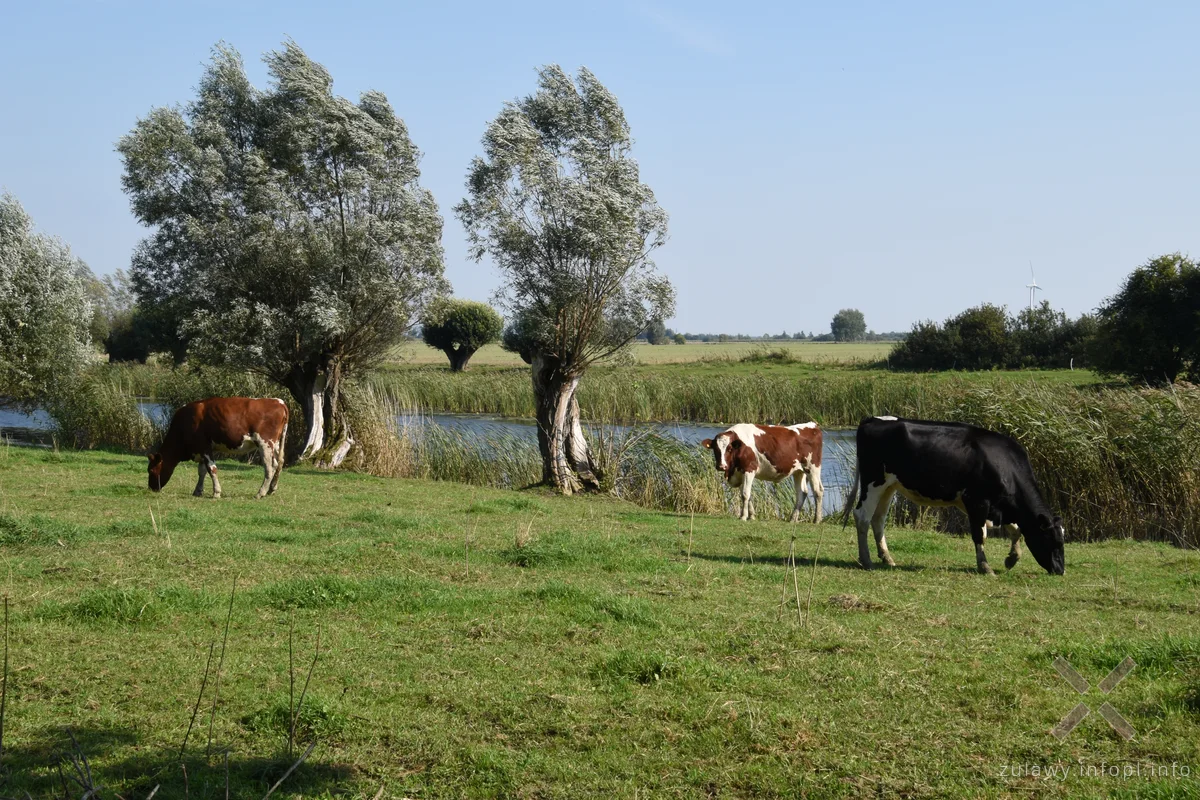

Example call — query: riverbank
[21,362,1200,546]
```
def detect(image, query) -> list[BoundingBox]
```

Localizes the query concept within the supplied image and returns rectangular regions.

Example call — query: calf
[843,416,1065,575]
[148,397,289,499]
[702,423,825,523]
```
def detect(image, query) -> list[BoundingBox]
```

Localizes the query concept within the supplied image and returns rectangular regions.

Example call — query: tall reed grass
[53,364,1200,548]
[45,368,158,451]
[371,368,963,426]
[359,373,1200,547]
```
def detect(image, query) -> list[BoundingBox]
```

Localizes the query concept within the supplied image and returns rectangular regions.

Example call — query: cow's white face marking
[874,415,898,421]
[716,424,764,472]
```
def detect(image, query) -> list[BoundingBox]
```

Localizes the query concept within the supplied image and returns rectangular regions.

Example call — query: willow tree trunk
[285,366,355,468]
[531,354,600,494]
[444,345,476,372]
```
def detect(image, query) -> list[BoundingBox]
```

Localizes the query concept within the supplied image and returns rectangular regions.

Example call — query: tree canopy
[420,298,503,371]
[118,41,446,462]
[0,193,93,406]
[1091,254,1199,384]
[457,64,671,492]
[831,309,867,342]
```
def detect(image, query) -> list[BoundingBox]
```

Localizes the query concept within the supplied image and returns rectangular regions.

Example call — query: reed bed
[52,365,1200,548]
[371,368,963,426]
[45,367,158,451]
[359,374,1200,547]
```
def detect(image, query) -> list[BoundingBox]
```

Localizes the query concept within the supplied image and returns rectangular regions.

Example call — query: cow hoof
[883,557,897,568]
[860,560,874,571]
[1004,553,1019,570]
[978,564,996,576]
[192,491,203,498]
[788,512,801,523]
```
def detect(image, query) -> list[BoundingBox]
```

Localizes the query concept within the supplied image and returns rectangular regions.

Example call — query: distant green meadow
[0,447,1197,797]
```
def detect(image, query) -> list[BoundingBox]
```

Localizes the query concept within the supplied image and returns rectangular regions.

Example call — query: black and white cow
[842,416,1065,575]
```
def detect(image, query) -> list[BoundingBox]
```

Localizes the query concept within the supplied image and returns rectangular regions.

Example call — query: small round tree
[831,309,867,342]
[421,298,503,371]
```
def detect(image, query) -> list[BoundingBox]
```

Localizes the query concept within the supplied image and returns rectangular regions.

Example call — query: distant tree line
[889,302,1095,371]
[888,253,1199,383]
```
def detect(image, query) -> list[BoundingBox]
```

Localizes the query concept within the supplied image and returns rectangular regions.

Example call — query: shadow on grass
[686,549,927,572]
[0,724,357,798]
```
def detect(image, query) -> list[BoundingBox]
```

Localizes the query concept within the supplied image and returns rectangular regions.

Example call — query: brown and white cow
[702,423,825,523]
[148,397,289,499]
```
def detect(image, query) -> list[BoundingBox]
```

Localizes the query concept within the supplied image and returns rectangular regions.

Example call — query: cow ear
[701,438,713,449]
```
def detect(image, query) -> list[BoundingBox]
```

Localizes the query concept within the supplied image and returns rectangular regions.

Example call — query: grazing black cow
[842,416,1065,575]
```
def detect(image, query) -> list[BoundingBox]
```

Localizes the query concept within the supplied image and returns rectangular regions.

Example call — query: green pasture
[0,447,1195,798]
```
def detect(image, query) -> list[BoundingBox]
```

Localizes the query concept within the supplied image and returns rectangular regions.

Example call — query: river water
[1,406,855,514]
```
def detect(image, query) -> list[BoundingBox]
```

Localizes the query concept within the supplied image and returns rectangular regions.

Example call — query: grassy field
[0,446,1197,798]
[389,340,898,367]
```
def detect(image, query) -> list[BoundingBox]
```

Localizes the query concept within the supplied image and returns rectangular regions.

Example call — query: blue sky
[3,1,1198,334]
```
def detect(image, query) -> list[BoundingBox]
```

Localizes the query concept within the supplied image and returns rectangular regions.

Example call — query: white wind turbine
[1026,260,1042,312]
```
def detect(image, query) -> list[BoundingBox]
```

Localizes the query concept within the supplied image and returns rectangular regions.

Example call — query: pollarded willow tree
[456,65,673,494]
[119,42,446,465]
[420,297,503,371]
[0,193,93,406]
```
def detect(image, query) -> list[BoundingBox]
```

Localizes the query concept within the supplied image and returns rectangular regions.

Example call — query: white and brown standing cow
[148,397,289,499]
[702,423,825,523]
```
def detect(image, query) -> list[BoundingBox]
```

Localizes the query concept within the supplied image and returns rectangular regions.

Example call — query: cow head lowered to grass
[148,397,289,499]
[843,416,1065,575]
[701,423,825,523]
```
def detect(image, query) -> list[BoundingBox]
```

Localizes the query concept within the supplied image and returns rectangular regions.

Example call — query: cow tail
[841,467,860,530]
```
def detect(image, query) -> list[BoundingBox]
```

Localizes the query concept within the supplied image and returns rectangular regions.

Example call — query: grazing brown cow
[148,397,289,499]
[701,423,825,523]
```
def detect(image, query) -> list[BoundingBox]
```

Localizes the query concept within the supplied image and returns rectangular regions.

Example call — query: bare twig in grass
[290,624,321,753]
[686,511,694,569]
[224,750,230,800]
[182,762,188,799]
[0,597,8,767]
[465,520,477,579]
[149,504,168,548]
[179,641,216,760]
[262,740,316,799]
[207,582,237,758]
[146,785,160,799]
[804,526,826,629]
[776,546,791,621]
[790,536,802,627]
[61,729,97,797]
[287,610,296,758]
[371,785,385,800]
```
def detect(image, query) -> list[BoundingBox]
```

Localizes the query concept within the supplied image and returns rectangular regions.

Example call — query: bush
[890,301,1091,371]
[1090,253,1199,384]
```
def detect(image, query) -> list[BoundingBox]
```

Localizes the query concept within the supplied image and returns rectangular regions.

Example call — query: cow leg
[790,472,808,523]
[810,464,824,524]
[1004,524,1022,570]
[193,460,207,497]
[207,457,223,498]
[253,434,274,500]
[739,473,755,521]
[267,432,285,494]
[871,493,897,567]
[965,505,995,575]
[854,481,894,569]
